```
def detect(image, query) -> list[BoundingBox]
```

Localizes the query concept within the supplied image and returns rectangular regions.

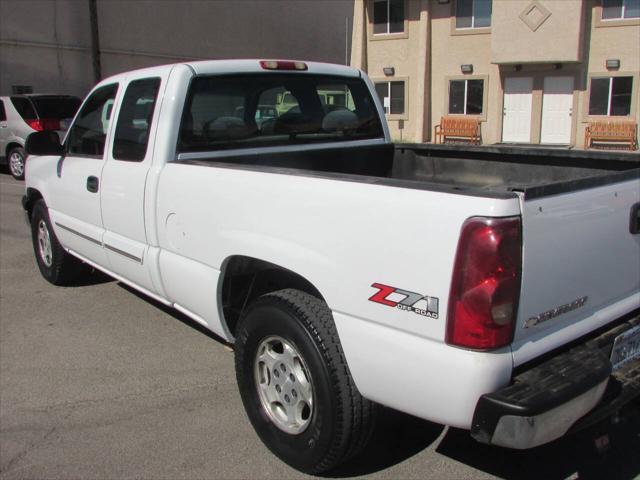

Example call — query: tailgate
[513,178,640,366]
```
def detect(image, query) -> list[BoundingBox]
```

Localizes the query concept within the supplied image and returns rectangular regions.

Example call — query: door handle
[630,202,640,235]
[86,176,99,193]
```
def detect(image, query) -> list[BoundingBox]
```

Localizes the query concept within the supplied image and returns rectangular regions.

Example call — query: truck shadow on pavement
[115,281,640,480]
[330,402,639,479]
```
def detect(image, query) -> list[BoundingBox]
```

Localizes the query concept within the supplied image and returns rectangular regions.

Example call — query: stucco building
[351,0,640,147]
[0,0,353,98]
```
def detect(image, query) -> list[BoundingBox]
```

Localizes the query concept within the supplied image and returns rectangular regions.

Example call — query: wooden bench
[434,117,481,145]
[585,120,638,151]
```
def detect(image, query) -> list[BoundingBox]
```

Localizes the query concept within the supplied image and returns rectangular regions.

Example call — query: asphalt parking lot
[1,171,639,480]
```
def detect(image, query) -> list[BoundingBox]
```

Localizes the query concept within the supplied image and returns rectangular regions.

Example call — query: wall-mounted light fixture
[514,64,523,72]
[606,59,620,70]
[554,63,562,70]
[437,0,450,3]
[383,67,395,76]
[460,64,473,74]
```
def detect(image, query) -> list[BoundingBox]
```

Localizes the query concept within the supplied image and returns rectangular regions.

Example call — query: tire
[30,200,83,285]
[235,289,376,474]
[8,146,26,180]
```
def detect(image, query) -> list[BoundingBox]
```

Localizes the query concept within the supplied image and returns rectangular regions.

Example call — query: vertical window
[373,0,404,34]
[602,0,640,19]
[375,81,405,114]
[588,77,633,116]
[0,101,6,122]
[10,97,37,121]
[449,79,484,115]
[456,0,492,28]
[66,84,118,156]
[113,78,161,161]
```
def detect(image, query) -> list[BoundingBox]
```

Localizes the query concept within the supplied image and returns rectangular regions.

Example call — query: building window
[449,79,484,115]
[588,77,633,116]
[602,0,640,20]
[456,0,492,29]
[375,81,405,114]
[373,0,404,34]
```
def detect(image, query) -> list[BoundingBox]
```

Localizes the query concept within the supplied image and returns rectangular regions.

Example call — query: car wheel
[31,200,83,285]
[8,146,26,180]
[235,289,376,474]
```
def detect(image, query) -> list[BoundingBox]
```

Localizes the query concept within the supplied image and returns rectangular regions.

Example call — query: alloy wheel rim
[9,152,24,177]
[37,220,53,267]
[254,335,314,435]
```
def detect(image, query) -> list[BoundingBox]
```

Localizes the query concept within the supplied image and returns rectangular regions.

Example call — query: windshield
[31,96,82,119]
[178,74,384,153]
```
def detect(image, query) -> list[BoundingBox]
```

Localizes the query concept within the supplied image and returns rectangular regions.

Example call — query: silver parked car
[0,94,81,179]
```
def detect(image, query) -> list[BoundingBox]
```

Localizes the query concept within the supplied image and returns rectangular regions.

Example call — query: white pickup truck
[22,60,640,473]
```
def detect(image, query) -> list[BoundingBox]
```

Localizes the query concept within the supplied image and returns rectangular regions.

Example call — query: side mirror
[25,131,63,156]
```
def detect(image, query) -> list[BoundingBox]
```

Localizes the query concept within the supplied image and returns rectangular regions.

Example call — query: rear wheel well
[6,142,23,158]
[220,256,325,337]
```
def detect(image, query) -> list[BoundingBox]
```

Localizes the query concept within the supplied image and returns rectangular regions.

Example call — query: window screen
[66,84,118,157]
[449,79,484,115]
[588,77,633,116]
[113,78,161,161]
[373,0,404,34]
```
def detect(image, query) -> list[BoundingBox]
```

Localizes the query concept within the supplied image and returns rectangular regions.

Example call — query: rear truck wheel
[234,289,376,474]
[30,200,83,285]
[8,146,26,180]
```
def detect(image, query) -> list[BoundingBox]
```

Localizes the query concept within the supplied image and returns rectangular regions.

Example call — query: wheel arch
[23,187,44,221]
[6,141,24,158]
[219,255,327,338]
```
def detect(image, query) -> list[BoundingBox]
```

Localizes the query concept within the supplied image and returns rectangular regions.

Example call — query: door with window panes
[101,76,162,292]
[49,84,118,268]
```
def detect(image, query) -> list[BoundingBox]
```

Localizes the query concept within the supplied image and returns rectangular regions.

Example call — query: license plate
[610,325,640,371]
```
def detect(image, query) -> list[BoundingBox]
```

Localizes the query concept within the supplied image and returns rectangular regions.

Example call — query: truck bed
[177,142,640,200]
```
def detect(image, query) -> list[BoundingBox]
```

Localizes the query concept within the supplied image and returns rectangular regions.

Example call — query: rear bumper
[471,312,640,449]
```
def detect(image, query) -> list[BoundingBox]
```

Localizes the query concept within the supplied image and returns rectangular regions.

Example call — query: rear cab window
[177,74,384,154]
[0,100,6,122]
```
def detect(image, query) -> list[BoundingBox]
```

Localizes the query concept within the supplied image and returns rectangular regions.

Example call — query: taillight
[446,216,522,350]
[259,60,308,71]
[26,119,43,131]
[26,119,60,131]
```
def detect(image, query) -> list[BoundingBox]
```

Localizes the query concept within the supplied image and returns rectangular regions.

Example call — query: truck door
[100,76,163,293]
[47,84,119,268]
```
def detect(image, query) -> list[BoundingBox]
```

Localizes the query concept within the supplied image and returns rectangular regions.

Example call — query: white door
[502,77,533,143]
[101,76,163,293]
[540,76,574,145]
[48,84,119,268]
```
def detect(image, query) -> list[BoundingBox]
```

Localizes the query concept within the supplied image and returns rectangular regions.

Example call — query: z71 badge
[369,283,439,319]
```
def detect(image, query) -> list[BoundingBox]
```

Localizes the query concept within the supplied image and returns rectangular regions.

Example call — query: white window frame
[456,0,492,29]
[589,76,633,116]
[449,79,484,115]
[376,81,405,115]
[373,0,404,35]
[602,0,640,20]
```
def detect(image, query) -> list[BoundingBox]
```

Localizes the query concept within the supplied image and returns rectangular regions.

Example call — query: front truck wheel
[235,289,376,474]
[30,200,83,285]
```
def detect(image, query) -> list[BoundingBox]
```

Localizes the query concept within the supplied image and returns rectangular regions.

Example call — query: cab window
[112,78,161,161]
[66,84,118,157]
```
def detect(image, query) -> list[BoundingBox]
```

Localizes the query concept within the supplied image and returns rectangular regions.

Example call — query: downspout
[89,0,102,83]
